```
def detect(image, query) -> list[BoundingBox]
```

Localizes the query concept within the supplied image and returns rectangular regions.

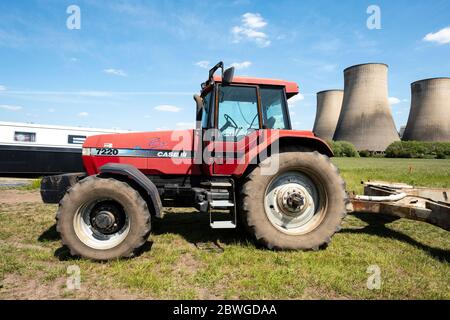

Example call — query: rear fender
[277,136,333,157]
[239,134,333,178]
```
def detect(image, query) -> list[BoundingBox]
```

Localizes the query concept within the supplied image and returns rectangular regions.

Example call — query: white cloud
[176,122,195,129]
[79,91,113,97]
[424,26,450,44]
[48,108,55,113]
[195,60,210,69]
[154,105,182,113]
[1,90,193,97]
[230,61,252,70]
[0,104,22,111]
[232,13,270,47]
[103,68,127,77]
[77,111,89,117]
[389,97,401,105]
[0,85,6,91]
[69,57,78,62]
[242,12,267,29]
[288,93,305,107]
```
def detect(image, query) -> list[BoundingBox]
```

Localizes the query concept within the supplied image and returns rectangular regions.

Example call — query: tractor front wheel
[240,149,347,250]
[56,176,151,260]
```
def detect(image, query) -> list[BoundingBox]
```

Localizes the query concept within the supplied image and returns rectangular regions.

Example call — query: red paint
[213,76,299,98]
[82,129,331,177]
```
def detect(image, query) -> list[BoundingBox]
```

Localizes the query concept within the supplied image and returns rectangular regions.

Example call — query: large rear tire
[240,149,347,250]
[56,176,151,260]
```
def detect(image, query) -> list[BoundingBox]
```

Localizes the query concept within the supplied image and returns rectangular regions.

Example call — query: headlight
[82,148,91,156]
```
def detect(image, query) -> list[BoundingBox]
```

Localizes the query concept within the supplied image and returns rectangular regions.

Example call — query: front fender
[99,163,163,218]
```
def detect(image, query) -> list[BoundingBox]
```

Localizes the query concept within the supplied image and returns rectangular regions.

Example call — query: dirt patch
[173,253,202,275]
[0,190,41,204]
[301,286,351,300]
[0,273,150,300]
[0,240,51,252]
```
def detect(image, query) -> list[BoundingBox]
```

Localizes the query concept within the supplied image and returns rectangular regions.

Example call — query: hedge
[327,141,360,157]
[385,141,450,159]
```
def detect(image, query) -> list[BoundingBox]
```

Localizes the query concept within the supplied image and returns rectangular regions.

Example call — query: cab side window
[260,87,290,130]
[217,86,259,140]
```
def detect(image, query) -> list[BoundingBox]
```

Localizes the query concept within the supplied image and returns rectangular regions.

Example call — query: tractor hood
[83,130,195,152]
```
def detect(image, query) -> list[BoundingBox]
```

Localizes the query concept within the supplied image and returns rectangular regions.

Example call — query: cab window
[217,86,259,140]
[260,87,290,130]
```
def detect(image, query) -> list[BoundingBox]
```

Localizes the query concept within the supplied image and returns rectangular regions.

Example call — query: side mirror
[223,67,235,85]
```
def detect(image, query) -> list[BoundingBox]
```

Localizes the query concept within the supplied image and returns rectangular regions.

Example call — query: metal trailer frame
[349,181,449,231]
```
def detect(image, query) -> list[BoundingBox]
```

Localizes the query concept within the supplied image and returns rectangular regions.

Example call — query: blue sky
[1,0,449,131]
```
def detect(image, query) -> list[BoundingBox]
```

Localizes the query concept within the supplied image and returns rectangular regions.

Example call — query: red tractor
[41,62,347,260]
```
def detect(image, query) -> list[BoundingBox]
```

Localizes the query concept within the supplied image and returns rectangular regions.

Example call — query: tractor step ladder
[208,181,237,229]
[202,181,233,188]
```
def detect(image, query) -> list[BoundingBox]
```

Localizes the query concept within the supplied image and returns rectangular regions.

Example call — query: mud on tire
[240,148,348,250]
[56,176,151,260]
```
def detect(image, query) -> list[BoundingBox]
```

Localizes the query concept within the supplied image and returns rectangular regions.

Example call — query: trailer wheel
[240,149,347,250]
[56,176,151,260]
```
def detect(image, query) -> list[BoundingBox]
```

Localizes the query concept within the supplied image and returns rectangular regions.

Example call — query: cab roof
[213,76,300,98]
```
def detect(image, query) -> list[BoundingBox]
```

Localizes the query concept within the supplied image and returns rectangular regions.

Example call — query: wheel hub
[92,211,116,231]
[89,202,124,235]
[74,199,130,251]
[277,185,309,216]
[264,171,323,236]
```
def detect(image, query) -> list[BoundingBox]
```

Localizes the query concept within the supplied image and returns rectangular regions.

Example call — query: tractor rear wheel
[56,176,151,260]
[240,149,347,250]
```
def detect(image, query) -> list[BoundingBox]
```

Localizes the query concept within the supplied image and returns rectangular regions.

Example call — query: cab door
[210,84,261,176]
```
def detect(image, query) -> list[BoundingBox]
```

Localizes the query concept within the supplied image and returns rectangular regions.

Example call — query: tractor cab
[195,62,300,141]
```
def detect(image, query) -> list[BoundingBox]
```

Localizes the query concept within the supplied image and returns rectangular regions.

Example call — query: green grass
[0,179,41,191]
[332,158,450,194]
[22,179,41,190]
[0,158,449,299]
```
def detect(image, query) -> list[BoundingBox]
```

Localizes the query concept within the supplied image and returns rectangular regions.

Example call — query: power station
[313,90,344,141]
[333,63,400,151]
[402,78,450,142]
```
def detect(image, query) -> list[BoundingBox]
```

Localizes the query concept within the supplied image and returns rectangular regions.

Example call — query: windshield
[217,85,259,140]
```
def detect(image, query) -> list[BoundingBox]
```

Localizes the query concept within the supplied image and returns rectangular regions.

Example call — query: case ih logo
[156,151,188,158]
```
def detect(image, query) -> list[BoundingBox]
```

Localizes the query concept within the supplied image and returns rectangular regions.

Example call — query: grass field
[332,158,450,194]
[0,158,449,299]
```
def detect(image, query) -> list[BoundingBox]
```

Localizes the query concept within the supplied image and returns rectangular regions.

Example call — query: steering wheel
[220,114,242,137]
[224,114,238,128]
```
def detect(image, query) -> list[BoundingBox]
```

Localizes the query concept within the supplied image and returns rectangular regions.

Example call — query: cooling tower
[312,90,344,141]
[333,63,400,151]
[402,78,450,142]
